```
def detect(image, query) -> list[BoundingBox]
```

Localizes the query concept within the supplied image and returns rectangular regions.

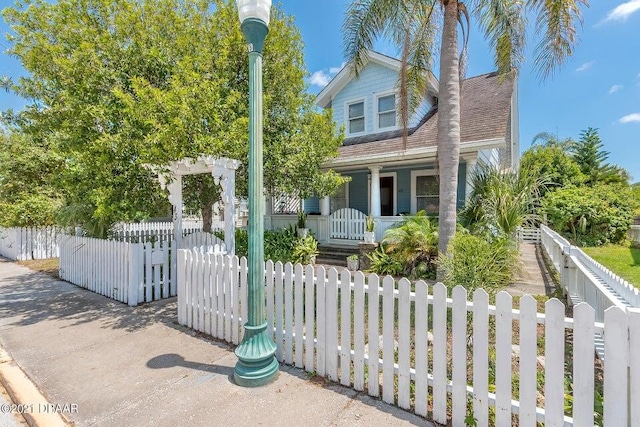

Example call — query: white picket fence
[541,224,639,321]
[111,220,224,243]
[329,208,366,240]
[177,251,640,425]
[0,226,60,261]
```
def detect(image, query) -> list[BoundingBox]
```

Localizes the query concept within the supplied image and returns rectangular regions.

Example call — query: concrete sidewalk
[0,259,432,427]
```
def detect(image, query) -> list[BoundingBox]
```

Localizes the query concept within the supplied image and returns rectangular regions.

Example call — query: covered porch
[265,154,482,246]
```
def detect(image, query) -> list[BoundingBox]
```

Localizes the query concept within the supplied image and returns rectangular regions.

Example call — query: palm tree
[343,0,588,280]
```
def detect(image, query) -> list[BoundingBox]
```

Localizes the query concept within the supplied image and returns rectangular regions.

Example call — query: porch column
[320,196,330,216]
[369,165,382,217]
[465,157,477,201]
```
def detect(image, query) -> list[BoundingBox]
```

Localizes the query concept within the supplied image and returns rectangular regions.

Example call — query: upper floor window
[347,100,365,134]
[377,94,396,129]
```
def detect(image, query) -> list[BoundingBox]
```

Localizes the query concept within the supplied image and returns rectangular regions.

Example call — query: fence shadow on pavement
[0,267,176,332]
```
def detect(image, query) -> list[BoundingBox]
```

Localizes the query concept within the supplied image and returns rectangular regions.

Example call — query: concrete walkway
[504,242,555,297]
[0,259,432,427]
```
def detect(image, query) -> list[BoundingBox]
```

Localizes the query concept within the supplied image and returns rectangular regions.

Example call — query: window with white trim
[347,101,365,134]
[415,175,439,214]
[377,94,396,129]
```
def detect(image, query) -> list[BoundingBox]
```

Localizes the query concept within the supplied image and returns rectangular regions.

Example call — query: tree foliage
[542,184,637,246]
[570,127,628,186]
[2,0,345,234]
[520,145,585,196]
[0,130,63,226]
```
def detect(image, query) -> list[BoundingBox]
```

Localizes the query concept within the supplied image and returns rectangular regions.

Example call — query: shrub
[439,232,519,293]
[291,234,318,265]
[217,225,297,262]
[366,245,403,276]
[381,212,438,279]
[542,184,636,246]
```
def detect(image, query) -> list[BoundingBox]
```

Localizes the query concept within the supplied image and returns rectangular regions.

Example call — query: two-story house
[266,50,519,245]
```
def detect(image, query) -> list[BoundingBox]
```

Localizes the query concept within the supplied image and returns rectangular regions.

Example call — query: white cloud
[576,61,595,72]
[329,62,346,74]
[309,70,331,87]
[309,62,346,88]
[618,113,640,124]
[604,0,640,22]
[608,84,624,94]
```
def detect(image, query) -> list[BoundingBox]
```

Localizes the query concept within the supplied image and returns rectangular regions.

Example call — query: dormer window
[376,93,396,130]
[347,100,365,135]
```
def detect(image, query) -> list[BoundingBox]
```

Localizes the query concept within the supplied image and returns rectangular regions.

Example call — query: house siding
[348,172,369,213]
[332,63,399,137]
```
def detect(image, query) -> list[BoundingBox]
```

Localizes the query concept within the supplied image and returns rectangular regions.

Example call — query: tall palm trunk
[436,0,461,277]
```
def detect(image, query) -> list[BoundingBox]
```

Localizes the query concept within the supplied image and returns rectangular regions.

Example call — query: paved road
[0,259,432,427]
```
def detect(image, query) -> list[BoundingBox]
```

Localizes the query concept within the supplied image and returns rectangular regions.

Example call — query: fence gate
[329,208,366,241]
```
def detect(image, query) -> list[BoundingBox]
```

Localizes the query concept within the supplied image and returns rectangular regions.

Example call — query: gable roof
[315,50,439,108]
[326,72,515,169]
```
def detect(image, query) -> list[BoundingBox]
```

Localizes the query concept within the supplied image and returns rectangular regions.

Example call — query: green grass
[583,245,640,286]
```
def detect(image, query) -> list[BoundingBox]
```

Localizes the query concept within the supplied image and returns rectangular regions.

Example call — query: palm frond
[343,0,406,76]
[529,0,587,80]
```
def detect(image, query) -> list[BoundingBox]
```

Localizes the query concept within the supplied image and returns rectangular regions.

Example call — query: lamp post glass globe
[237,0,272,25]
[233,0,278,388]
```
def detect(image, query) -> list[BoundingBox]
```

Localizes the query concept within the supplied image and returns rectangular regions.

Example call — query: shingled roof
[333,72,514,162]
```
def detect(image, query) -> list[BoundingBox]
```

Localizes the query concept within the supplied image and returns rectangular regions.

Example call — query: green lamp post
[233,0,279,387]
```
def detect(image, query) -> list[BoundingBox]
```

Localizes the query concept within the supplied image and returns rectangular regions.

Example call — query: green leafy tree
[343,0,588,279]
[520,145,585,196]
[3,0,345,236]
[0,130,63,226]
[542,184,637,246]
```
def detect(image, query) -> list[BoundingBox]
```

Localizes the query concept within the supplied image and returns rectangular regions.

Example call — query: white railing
[330,208,366,241]
[59,235,225,306]
[177,251,640,426]
[517,227,541,243]
[540,224,639,323]
[0,226,60,261]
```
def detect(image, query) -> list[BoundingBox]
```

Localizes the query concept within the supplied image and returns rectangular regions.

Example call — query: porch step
[317,244,359,267]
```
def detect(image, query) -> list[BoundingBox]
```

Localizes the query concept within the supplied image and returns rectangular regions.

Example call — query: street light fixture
[234,0,278,388]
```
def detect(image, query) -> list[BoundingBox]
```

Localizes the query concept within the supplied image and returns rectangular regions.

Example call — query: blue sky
[1,0,639,181]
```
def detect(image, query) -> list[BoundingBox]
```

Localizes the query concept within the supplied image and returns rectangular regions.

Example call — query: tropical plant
[381,212,439,279]
[366,245,403,276]
[347,254,359,261]
[460,164,546,239]
[343,0,588,280]
[365,214,375,232]
[297,211,307,229]
[292,235,319,265]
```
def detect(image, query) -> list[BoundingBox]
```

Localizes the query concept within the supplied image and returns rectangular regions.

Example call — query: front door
[380,176,394,216]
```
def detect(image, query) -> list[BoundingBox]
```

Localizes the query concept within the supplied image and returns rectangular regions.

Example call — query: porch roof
[324,72,514,170]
